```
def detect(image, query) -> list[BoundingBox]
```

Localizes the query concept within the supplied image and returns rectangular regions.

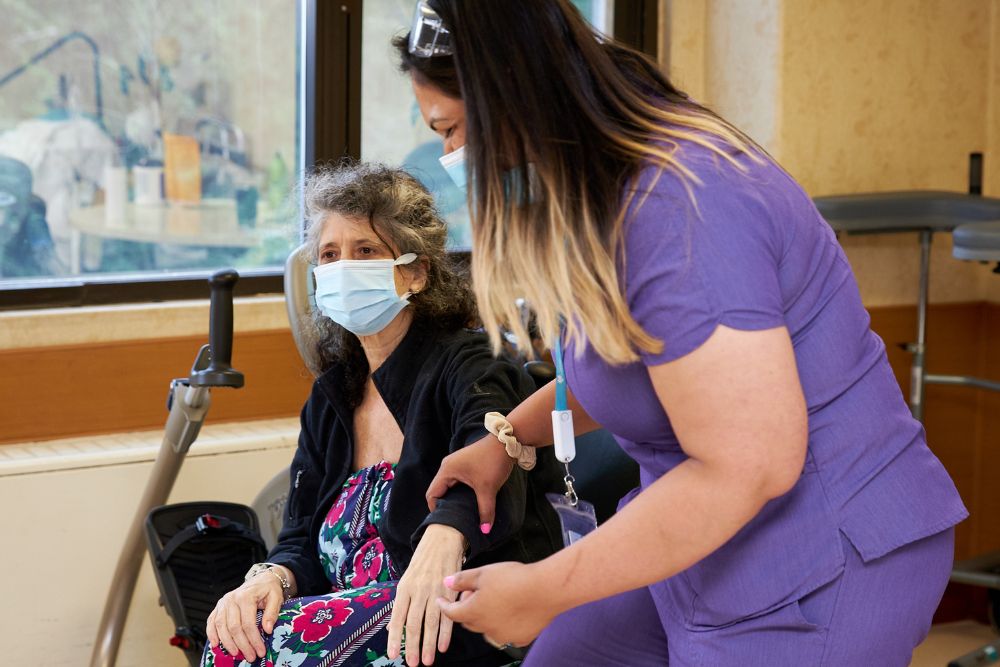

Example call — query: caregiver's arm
[493,377,603,447]
[425,378,601,525]
[440,325,808,644]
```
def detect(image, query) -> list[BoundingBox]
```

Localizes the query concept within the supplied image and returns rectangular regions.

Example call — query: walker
[89,269,246,667]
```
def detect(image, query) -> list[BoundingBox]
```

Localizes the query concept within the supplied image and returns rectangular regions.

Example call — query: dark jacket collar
[316,317,441,431]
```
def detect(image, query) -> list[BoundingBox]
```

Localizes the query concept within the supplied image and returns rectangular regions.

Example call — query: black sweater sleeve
[412,337,535,560]
[266,395,330,595]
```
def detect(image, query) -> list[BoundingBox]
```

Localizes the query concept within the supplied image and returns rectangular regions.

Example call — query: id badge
[546,492,598,547]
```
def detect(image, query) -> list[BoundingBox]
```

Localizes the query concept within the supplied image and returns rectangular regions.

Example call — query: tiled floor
[912,621,997,666]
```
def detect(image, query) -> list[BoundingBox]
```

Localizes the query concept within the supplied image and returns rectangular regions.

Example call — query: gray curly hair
[302,161,477,402]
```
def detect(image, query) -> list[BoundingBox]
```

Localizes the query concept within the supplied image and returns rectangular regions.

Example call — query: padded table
[815,191,1000,235]
[954,220,1000,261]
[813,191,1000,421]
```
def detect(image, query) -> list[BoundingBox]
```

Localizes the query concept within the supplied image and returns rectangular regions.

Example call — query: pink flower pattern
[290,598,354,643]
[326,492,348,527]
[205,646,238,667]
[356,585,394,609]
[351,540,386,586]
[200,461,403,667]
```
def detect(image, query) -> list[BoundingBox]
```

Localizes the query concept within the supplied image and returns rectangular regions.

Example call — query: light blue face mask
[438,145,468,191]
[313,253,418,336]
[438,145,537,204]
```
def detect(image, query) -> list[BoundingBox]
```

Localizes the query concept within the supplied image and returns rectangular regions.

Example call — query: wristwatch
[245,562,292,600]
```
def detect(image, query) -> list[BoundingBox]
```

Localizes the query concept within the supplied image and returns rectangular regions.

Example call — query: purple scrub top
[563,139,968,629]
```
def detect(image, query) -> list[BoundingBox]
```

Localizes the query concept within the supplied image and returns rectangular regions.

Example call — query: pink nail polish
[480,522,492,534]
[443,575,455,588]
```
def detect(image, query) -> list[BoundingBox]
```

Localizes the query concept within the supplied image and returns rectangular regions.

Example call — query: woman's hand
[425,435,514,531]
[205,566,288,662]
[436,561,556,648]
[387,524,467,666]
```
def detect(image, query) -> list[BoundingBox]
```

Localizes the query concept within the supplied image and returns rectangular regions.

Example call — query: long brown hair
[430,0,760,364]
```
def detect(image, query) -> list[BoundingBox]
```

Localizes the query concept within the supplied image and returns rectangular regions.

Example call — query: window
[0,1,301,303]
[0,0,655,308]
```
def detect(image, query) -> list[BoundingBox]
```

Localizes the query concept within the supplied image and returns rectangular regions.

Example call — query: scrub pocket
[673,573,841,667]
[667,463,846,630]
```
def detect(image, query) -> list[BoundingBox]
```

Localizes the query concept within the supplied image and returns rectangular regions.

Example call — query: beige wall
[666,0,709,102]
[781,1,989,197]
[705,0,783,154]
[989,2,1000,197]
[665,0,1000,307]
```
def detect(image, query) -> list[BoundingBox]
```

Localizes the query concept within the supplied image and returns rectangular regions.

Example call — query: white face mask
[313,253,418,336]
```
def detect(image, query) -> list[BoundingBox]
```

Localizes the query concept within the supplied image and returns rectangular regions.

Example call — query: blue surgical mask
[313,253,418,336]
[438,145,468,191]
[438,146,538,204]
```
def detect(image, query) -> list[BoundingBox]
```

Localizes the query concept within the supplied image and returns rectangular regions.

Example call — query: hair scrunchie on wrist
[484,412,536,470]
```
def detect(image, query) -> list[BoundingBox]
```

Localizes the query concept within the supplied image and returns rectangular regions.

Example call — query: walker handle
[189,269,244,388]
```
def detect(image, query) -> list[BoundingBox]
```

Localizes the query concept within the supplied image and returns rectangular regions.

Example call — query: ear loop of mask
[364,209,423,295]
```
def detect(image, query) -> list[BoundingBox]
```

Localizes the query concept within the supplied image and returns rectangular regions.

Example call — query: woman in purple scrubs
[406,1,967,664]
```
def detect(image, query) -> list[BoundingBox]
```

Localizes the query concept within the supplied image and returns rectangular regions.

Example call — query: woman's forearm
[508,381,601,447]
[531,457,777,614]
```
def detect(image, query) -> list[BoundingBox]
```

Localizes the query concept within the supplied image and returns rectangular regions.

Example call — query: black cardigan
[269,319,563,665]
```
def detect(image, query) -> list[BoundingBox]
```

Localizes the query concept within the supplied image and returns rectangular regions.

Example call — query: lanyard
[552,333,579,505]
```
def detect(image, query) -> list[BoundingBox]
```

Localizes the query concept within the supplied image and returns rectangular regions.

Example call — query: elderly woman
[202,162,561,667]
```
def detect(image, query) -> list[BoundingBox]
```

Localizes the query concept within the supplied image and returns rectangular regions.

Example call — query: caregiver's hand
[437,561,556,648]
[426,435,514,531]
[387,524,467,666]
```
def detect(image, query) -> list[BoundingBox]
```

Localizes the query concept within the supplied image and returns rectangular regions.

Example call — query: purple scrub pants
[524,528,954,666]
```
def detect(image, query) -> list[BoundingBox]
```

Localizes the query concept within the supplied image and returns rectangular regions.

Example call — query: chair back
[284,242,323,377]
[250,467,291,550]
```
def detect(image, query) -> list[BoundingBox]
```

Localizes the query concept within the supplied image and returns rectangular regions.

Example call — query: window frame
[614,0,661,58]
[0,0,659,311]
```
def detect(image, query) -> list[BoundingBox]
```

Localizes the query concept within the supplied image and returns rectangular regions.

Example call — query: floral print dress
[202,461,405,667]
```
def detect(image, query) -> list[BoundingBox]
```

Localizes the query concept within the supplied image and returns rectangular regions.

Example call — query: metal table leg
[909,230,933,421]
